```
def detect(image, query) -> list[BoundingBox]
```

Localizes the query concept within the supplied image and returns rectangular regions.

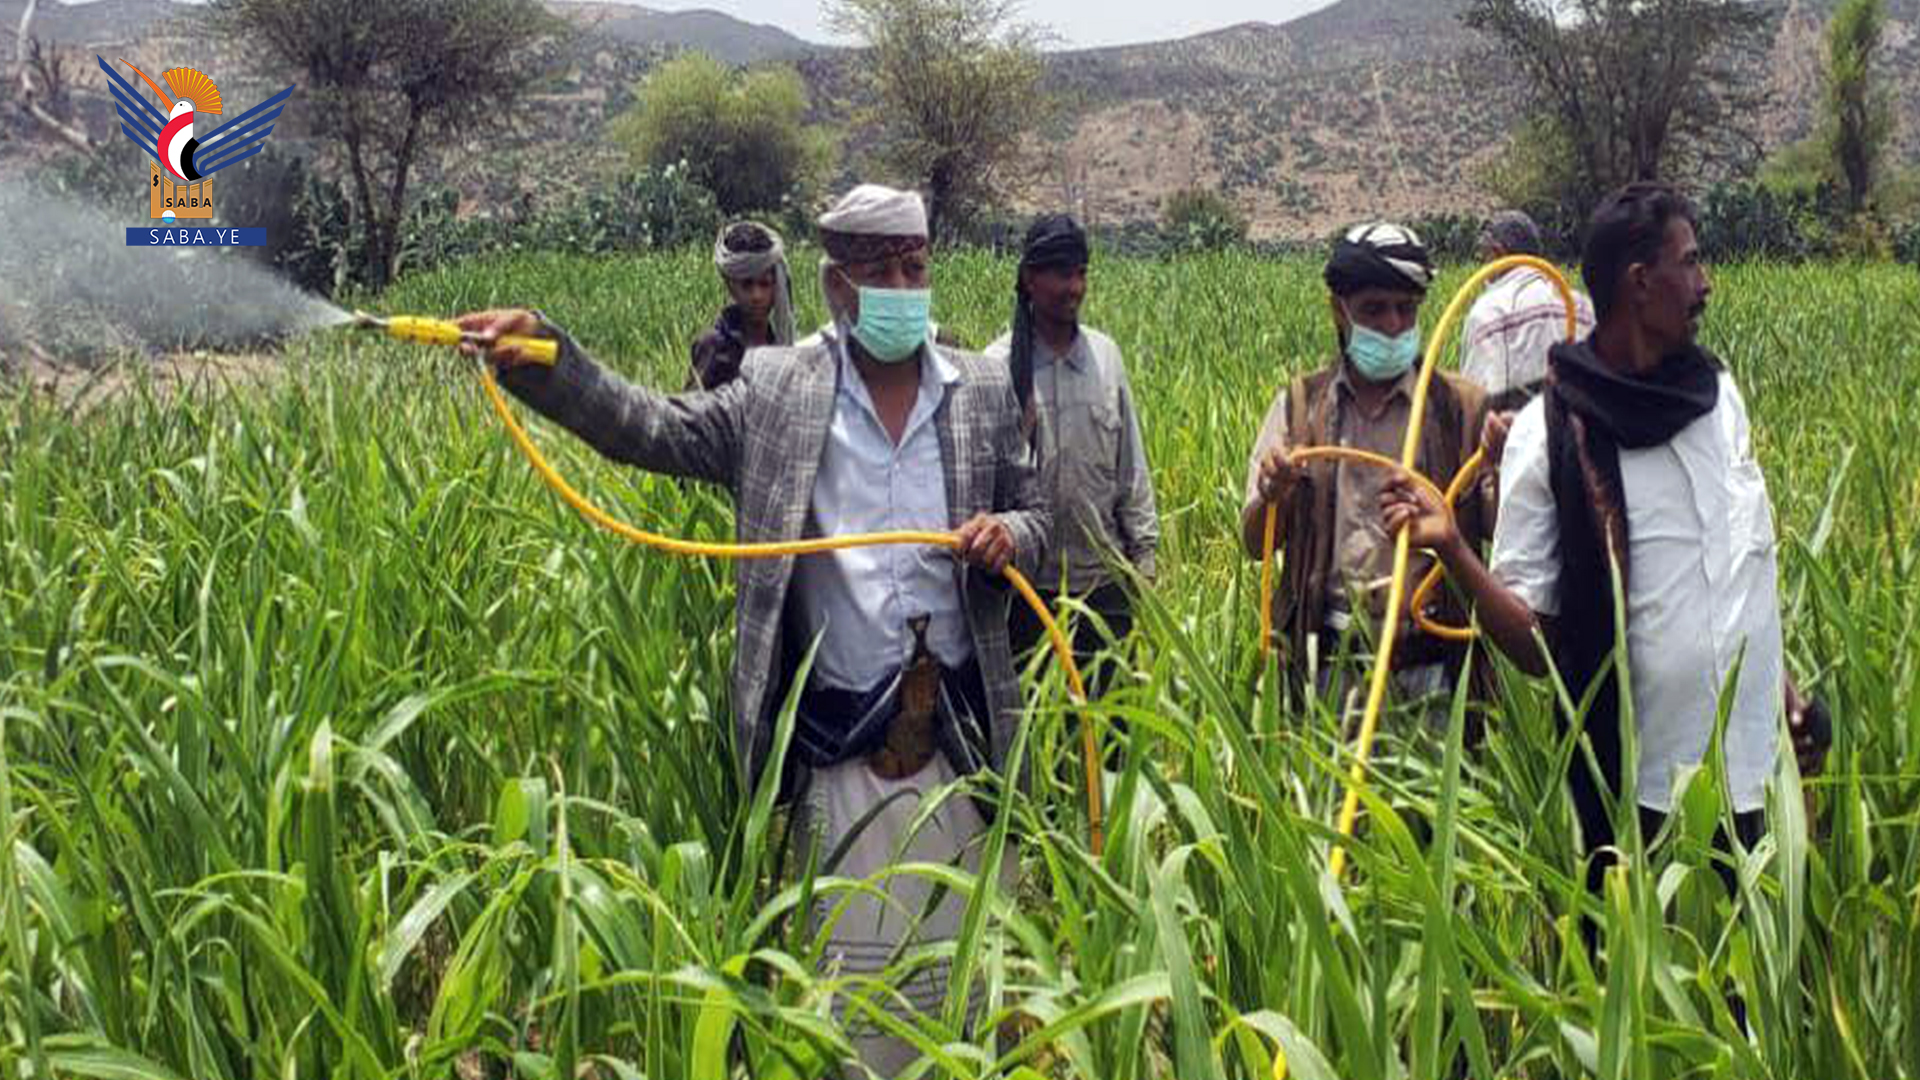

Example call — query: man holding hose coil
[1242,222,1502,729]
[1380,183,1831,938]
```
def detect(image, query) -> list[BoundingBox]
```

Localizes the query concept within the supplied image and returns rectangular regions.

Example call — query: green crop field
[2,249,1916,1078]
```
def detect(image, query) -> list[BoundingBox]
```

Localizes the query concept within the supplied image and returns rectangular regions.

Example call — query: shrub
[1893,219,1920,267]
[1696,180,1839,261]
[609,53,833,217]
[251,162,723,296]
[1399,213,1485,264]
[1161,187,1249,253]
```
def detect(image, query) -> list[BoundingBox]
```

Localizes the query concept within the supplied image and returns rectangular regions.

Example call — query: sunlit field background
[2,250,1915,1078]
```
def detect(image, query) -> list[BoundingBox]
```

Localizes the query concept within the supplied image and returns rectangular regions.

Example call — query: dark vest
[1271,364,1490,672]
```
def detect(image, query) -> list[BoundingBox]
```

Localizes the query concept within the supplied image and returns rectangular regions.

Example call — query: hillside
[1017,0,1920,236]
[4,0,1917,240]
[0,0,180,45]
[1028,0,1512,236]
[547,1,812,63]
[0,0,809,61]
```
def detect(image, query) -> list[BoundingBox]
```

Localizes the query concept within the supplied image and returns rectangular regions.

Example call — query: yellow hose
[1246,255,1577,880]
[372,254,1573,873]
[1256,507,1279,668]
[385,327,1110,855]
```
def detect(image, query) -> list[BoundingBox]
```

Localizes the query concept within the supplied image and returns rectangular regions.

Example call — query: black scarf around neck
[1550,340,1721,450]
[1544,337,1721,818]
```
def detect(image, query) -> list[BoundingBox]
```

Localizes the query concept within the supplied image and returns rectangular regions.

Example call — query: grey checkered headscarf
[714,222,795,346]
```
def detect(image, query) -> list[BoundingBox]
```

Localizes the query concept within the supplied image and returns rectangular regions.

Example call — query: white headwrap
[814,184,934,334]
[713,222,795,347]
[816,184,929,246]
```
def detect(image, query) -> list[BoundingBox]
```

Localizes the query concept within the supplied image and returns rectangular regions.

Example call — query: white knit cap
[817,184,928,239]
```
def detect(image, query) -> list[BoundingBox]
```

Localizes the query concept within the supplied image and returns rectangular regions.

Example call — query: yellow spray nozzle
[353,311,559,366]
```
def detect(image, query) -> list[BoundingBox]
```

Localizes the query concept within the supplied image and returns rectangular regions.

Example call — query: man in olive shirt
[987,214,1159,696]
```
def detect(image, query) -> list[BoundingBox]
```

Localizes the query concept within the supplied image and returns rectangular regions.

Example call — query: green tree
[209,0,563,290]
[1822,0,1894,215]
[826,0,1050,243]
[610,53,833,218]
[1757,0,1906,255]
[1465,0,1771,212]
[1474,113,1586,247]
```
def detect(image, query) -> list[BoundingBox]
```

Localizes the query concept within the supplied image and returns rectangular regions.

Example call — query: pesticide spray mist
[0,180,352,362]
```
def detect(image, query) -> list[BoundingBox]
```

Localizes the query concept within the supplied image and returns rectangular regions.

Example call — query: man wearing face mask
[452,183,1047,1075]
[1241,222,1496,716]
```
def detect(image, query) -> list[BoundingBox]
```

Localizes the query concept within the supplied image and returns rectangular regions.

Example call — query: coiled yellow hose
[1248,255,1577,879]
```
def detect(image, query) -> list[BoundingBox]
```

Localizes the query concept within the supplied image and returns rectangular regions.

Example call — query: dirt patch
[2,348,285,414]
[1007,99,1219,229]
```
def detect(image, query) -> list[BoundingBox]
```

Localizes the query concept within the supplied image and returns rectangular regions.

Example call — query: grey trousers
[801,755,1011,1076]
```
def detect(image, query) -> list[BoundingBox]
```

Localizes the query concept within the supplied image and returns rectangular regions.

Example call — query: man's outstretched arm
[458,308,746,488]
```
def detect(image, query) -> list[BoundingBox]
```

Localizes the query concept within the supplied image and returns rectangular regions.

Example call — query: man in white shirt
[1462,213,1597,518]
[1379,184,1828,919]
[1460,211,1596,412]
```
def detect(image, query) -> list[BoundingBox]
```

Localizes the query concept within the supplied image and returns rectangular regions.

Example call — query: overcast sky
[658,0,1339,49]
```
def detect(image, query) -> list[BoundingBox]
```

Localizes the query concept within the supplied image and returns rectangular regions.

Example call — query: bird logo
[125,61,220,183]
[98,56,295,223]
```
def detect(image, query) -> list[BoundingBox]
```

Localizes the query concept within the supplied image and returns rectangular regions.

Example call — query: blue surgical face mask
[1344,312,1421,382]
[839,275,931,363]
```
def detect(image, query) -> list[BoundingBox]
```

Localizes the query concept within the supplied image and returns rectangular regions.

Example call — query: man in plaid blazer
[458,184,1047,1073]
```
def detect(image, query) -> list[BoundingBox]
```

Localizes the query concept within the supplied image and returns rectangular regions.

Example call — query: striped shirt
[1461,268,1597,396]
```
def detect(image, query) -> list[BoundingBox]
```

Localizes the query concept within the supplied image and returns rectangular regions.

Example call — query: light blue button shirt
[790,332,973,692]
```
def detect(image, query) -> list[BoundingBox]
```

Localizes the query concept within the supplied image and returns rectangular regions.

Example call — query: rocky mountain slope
[5,0,1914,239]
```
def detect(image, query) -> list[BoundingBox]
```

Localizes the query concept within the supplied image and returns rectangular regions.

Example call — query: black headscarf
[1009,214,1091,439]
[1323,222,1435,297]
